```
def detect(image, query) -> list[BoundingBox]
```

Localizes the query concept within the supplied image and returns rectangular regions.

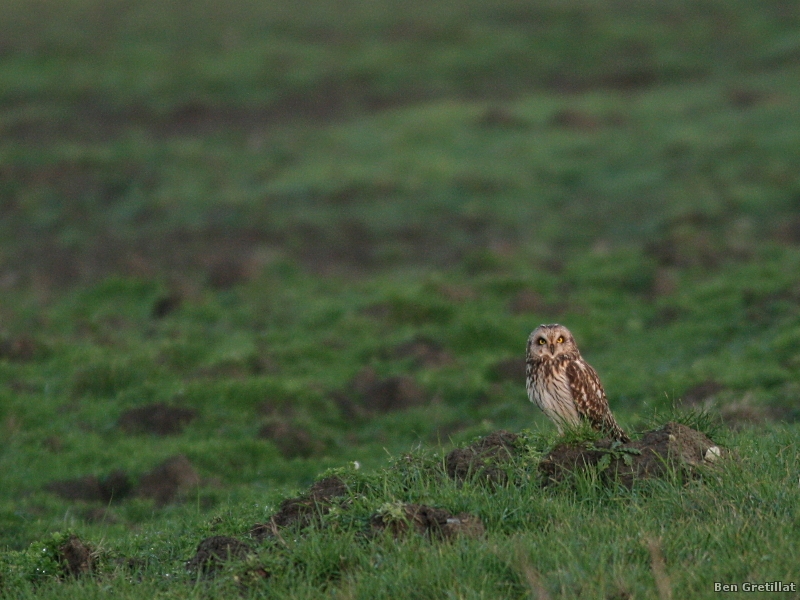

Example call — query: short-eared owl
[525,323,629,442]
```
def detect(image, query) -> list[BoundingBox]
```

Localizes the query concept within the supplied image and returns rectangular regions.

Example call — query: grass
[1,0,800,597]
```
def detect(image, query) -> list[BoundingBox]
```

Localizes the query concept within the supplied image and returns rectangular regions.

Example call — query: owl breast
[526,358,581,431]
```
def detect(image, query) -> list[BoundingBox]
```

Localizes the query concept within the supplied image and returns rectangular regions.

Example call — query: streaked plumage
[525,323,629,442]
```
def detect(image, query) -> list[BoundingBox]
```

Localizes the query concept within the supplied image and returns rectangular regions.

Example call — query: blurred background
[2,0,799,291]
[1,0,800,543]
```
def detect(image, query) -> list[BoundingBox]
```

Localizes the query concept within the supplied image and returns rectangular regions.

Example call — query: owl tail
[602,416,630,443]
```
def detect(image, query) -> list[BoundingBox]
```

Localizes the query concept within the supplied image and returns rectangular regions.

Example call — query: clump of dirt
[151,293,182,318]
[333,367,427,419]
[645,212,746,269]
[0,335,45,362]
[445,430,523,486]
[258,419,324,459]
[186,536,254,576]
[81,507,118,524]
[58,535,95,577]
[477,106,531,129]
[117,403,197,436]
[549,108,601,130]
[486,357,527,384]
[46,457,202,507]
[250,476,349,541]
[392,338,454,368]
[718,398,792,429]
[46,469,132,504]
[370,503,485,540]
[507,290,549,315]
[681,380,727,405]
[539,422,725,488]
[648,267,679,298]
[137,455,200,506]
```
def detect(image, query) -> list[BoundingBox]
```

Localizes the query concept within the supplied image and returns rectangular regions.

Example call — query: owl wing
[565,359,629,441]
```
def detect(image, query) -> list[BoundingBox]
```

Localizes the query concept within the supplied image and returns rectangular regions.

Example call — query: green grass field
[1,0,800,597]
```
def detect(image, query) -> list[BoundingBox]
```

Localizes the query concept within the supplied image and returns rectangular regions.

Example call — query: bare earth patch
[57,535,95,578]
[392,338,454,369]
[136,455,201,506]
[445,430,523,486]
[370,503,485,540]
[46,469,132,504]
[333,367,427,419]
[117,403,197,436]
[250,475,348,541]
[186,536,254,577]
[258,419,324,459]
[487,357,527,385]
[46,458,201,507]
[540,422,725,488]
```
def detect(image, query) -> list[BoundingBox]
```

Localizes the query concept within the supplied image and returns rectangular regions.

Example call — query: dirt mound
[333,367,427,418]
[117,403,197,435]
[540,422,724,488]
[445,430,523,485]
[0,335,45,362]
[487,357,527,384]
[507,290,548,315]
[392,338,454,368]
[186,536,253,576]
[58,535,95,577]
[370,503,484,540]
[46,457,201,507]
[681,380,726,405]
[137,455,200,506]
[151,293,182,318]
[258,420,323,459]
[250,476,349,541]
[46,469,132,504]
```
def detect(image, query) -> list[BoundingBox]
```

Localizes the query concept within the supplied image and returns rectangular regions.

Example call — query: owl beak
[549,343,555,354]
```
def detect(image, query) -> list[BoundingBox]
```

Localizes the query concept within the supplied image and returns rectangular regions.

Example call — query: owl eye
[556,336,564,343]
[537,338,546,345]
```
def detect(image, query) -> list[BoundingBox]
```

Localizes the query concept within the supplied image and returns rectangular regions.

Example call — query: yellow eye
[557,336,564,343]
[537,338,546,345]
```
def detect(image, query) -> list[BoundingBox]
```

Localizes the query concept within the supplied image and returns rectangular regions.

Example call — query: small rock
[704,446,721,462]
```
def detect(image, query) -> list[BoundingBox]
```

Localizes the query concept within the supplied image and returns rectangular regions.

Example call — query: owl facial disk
[528,324,577,359]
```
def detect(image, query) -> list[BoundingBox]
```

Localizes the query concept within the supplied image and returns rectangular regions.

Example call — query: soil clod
[0,335,45,362]
[445,430,523,485]
[392,338,454,368]
[370,503,484,540]
[250,476,349,541]
[137,455,200,506]
[118,402,197,436]
[540,422,724,488]
[334,367,427,418]
[487,357,527,384]
[58,535,95,577]
[46,469,132,504]
[258,419,323,459]
[186,536,253,576]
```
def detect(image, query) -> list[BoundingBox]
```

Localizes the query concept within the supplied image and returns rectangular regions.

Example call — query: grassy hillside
[1,0,799,597]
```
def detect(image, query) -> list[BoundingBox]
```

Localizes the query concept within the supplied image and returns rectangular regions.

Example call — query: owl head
[526,323,580,360]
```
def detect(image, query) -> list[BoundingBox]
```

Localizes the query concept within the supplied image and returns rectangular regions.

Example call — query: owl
[525,323,629,442]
